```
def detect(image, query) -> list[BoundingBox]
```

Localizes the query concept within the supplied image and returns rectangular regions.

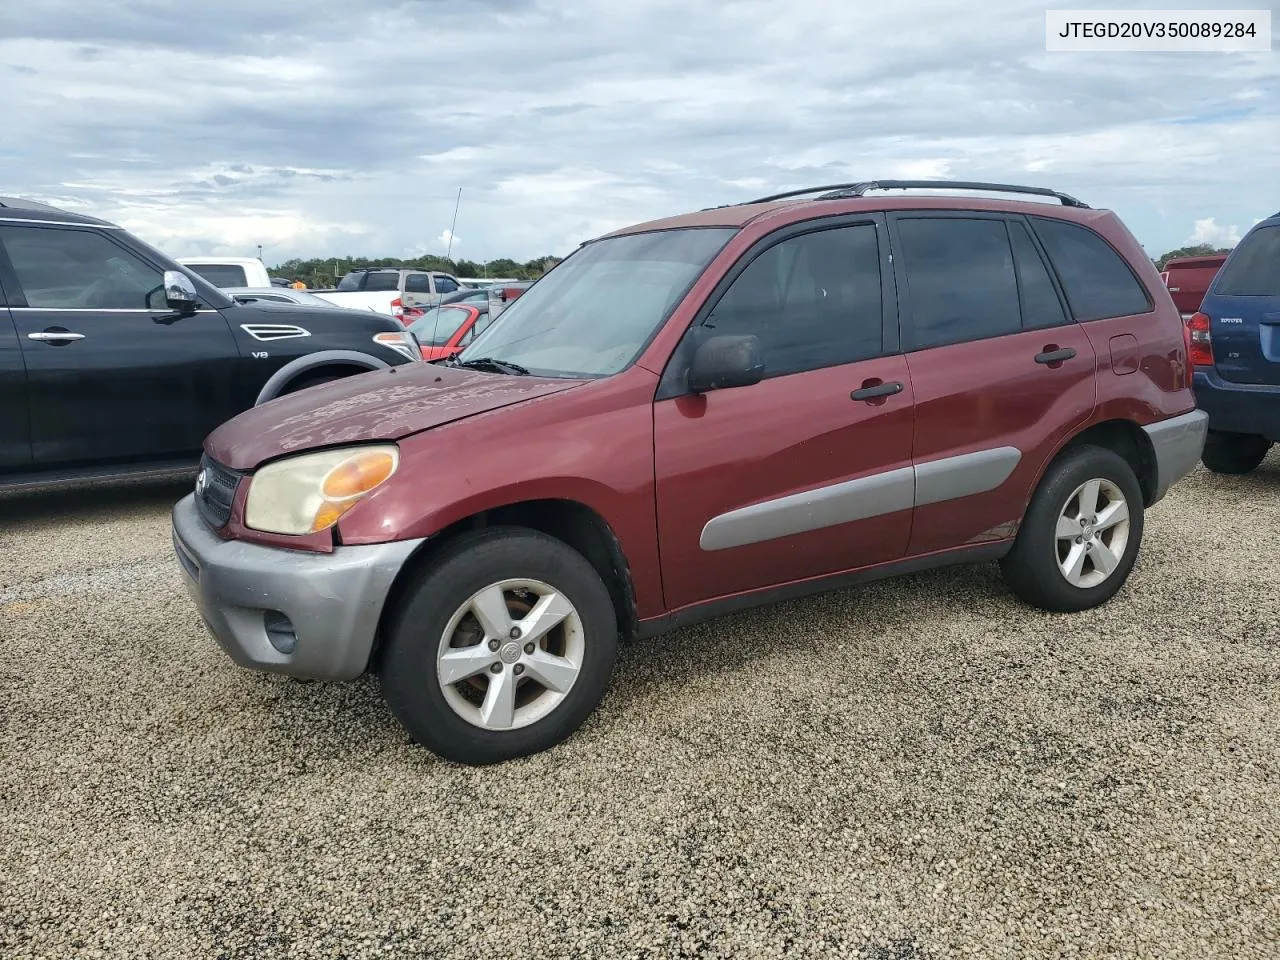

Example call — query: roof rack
[748,180,1089,209]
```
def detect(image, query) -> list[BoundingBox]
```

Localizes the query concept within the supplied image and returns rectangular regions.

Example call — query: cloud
[0,0,1277,263]
[1188,218,1242,247]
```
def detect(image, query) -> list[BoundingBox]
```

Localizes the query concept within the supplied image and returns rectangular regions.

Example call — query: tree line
[269,243,1236,288]
[269,255,564,288]
[1152,243,1234,271]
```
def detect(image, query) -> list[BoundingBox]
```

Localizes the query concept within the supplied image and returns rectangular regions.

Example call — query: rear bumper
[171,493,424,680]
[1193,369,1280,441]
[1140,408,1208,504]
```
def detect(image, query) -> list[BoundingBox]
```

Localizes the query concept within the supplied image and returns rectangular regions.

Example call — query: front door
[653,215,916,611]
[886,212,1098,555]
[0,223,241,468]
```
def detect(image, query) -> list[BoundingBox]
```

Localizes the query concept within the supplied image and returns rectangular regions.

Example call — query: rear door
[0,268,31,471]
[1200,222,1280,385]
[0,222,241,468]
[888,212,1097,556]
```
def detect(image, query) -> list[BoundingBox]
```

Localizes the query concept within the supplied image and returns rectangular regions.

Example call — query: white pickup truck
[312,268,463,322]
[177,256,273,289]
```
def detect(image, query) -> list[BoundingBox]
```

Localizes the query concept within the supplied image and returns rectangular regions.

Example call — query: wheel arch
[254,350,390,405]
[368,497,638,672]
[1029,419,1159,511]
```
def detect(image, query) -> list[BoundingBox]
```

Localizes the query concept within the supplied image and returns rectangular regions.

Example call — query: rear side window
[1031,217,1151,320]
[185,263,246,288]
[1213,225,1280,296]
[1009,221,1069,330]
[896,217,1021,350]
[403,274,432,293]
[700,222,885,377]
[363,272,399,292]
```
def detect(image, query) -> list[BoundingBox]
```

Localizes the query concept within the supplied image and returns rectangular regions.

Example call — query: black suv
[0,197,420,489]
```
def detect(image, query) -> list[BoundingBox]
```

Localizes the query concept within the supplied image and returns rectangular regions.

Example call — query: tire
[999,444,1145,613]
[378,526,618,765]
[1200,430,1271,475]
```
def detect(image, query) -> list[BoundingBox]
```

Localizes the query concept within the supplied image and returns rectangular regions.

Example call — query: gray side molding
[699,445,1023,552]
[254,350,390,406]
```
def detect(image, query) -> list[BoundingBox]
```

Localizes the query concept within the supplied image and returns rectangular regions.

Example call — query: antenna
[446,187,462,262]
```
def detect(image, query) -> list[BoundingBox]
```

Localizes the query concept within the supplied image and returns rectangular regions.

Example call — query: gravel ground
[1,460,1278,959]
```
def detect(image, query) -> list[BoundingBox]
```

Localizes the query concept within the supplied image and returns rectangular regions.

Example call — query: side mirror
[687,334,765,393]
[164,270,199,312]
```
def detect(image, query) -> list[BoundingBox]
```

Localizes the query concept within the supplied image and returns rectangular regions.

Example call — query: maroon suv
[171,179,1208,765]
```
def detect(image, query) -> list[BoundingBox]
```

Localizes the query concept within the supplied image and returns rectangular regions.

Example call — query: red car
[406,303,494,360]
[1160,254,1228,319]
[172,179,1206,765]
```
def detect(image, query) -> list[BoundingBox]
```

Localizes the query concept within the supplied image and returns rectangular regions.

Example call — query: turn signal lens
[1187,311,1213,368]
[322,450,396,500]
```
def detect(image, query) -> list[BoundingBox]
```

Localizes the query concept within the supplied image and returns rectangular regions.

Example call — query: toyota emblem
[195,469,208,497]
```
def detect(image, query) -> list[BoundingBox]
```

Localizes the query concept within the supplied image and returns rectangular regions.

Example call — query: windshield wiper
[452,356,531,376]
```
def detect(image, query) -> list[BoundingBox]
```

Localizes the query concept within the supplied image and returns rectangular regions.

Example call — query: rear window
[1030,217,1151,321]
[185,263,247,288]
[1214,225,1280,297]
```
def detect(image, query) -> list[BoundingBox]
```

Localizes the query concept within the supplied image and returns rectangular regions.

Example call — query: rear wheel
[1200,430,1271,475]
[1000,445,1144,613]
[379,526,617,765]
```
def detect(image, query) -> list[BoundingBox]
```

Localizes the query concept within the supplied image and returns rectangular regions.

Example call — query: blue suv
[1189,212,1280,474]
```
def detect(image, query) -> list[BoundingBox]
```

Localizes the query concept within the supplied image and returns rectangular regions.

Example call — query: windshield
[408,305,474,345]
[456,227,736,378]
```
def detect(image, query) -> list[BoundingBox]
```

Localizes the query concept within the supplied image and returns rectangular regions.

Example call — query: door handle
[28,330,86,343]
[850,380,903,401]
[1034,346,1076,365]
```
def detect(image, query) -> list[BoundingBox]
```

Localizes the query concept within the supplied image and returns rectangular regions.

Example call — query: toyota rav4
[171,180,1207,765]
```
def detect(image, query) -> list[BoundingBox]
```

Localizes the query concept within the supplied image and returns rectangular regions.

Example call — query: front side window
[0,225,165,310]
[1031,217,1151,320]
[459,227,736,378]
[337,272,365,291]
[694,223,884,378]
[896,217,1022,350]
[1213,225,1280,297]
[433,276,459,294]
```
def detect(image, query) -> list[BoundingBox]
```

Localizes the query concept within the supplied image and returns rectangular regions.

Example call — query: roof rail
[748,180,1089,209]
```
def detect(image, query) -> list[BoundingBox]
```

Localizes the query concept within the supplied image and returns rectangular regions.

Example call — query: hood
[206,363,585,470]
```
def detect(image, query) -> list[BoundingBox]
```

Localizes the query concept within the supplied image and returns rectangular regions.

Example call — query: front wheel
[1000,445,1145,613]
[1200,430,1271,475]
[379,526,618,765]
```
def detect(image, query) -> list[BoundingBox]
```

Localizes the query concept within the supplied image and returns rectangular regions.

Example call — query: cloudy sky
[1,0,1277,266]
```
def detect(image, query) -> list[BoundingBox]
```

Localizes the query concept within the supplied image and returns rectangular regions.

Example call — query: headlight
[244,444,399,535]
[373,331,420,361]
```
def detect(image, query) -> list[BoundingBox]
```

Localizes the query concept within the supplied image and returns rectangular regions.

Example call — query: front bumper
[1140,408,1209,504]
[1193,369,1280,441]
[171,493,424,680]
